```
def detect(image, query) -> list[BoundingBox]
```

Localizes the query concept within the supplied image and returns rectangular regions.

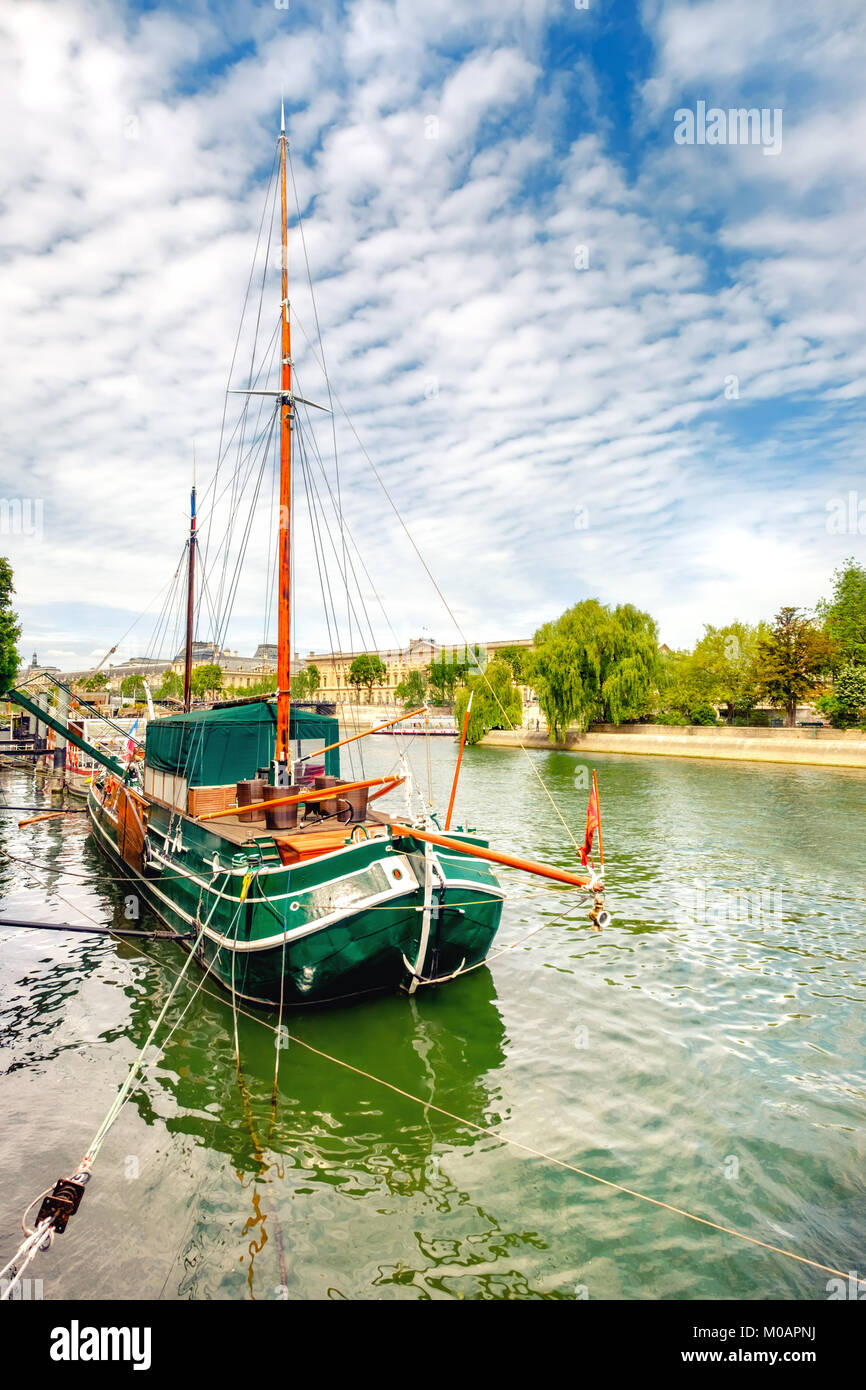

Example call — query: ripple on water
[1,750,864,1299]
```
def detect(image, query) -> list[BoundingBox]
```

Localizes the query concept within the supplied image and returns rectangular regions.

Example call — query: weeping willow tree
[454,660,522,744]
[527,600,659,741]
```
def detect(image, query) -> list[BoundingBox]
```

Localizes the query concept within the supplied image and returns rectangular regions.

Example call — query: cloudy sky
[1,0,864,672]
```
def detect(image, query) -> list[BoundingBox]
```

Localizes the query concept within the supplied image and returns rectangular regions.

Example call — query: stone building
[300,636,534,706]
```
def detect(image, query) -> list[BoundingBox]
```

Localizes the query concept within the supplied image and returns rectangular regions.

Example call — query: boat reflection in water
[100,940,563,1299]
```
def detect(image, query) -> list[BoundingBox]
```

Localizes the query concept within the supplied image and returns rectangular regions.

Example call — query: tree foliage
[190,663,223,699]
[0,557,22,693]
[659,622,765,721]
[816,662,866,728]
[756,608,835,727]
[82,671,109,692]
[347,653,386,701]
[155,670,182,701]
[818,558,866,668]
[527,600,659,740]
[394,667,428,709]
[454,660,522,744]
[120,674,148,701]
[427,649,477,705]
[290,664,321,700]
[494,645,528,682]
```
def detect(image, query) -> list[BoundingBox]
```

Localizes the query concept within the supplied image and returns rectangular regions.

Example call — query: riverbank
[480,723,866,769]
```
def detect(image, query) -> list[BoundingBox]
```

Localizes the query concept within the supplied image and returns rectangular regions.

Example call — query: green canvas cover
[145,701,340,785]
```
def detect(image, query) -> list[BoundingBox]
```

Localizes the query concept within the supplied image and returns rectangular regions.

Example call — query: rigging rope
[291,308,585,857]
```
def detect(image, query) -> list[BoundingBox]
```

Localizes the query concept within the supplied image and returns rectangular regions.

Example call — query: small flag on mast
[126,719,139,760]
[580,770,602,867]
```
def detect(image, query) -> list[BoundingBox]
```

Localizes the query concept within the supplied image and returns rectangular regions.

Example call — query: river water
[1,740,864,1300]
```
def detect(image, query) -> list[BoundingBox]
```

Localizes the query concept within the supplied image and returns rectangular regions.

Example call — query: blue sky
[1,0,864,671]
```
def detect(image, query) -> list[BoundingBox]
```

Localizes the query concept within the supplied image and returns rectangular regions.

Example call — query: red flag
[580,773,601,866]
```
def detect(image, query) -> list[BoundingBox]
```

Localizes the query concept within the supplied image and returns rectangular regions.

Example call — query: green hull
[87,787,504,1008]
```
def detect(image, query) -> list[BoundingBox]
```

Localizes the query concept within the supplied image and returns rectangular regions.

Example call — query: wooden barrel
[263,783,302,831]
[237,778,266,823]
[335,783,369,824]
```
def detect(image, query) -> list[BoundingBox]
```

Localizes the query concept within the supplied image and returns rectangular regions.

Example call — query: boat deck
[207,810,391,863]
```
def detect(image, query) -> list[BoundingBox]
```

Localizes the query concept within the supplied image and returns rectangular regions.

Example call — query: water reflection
[2,751,865,1300]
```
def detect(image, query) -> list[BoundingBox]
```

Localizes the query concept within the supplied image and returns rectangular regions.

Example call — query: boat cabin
[139,700,387,863]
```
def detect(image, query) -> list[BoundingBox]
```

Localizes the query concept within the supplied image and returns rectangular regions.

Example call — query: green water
[1,742,864,1300]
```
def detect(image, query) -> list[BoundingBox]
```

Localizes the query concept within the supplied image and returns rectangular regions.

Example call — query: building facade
[299,637,534,705]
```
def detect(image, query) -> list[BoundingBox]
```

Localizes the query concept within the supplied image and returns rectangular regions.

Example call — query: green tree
[657,647,717,720]
[427,648,476,705]
[190,663,223,699]
[528,600,658,740]
[249,671,278,696]
[757,608,835,727]
[495,645,528,682]
[815,662,866,728]
[454,660,522,744]
[818,558,866,668]
[394,667,428,710]
[120,674,147,702]
[82,671,109,692]
[155,670,183,701]
[666,621,767,722]
[347,653,386,703]
[290,666,321,699]
[0,558,22,693]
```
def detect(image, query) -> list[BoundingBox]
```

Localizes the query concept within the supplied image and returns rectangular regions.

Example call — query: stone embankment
[480,724,866,770]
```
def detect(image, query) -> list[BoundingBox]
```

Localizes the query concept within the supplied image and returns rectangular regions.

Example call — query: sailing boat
[8,111,607,1008]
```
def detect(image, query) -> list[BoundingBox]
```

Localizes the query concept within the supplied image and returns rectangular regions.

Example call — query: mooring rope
[83,870,236,1166]
[0,1220,53,1295]
[1,841,846,1287]
[0,870,241,1298]
[57,923,854,1289]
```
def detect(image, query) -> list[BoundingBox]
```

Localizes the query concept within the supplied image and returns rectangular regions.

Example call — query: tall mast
[183,479,196,712]
[275,100,292,773]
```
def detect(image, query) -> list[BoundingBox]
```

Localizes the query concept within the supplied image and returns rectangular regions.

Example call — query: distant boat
[372,718,458,737]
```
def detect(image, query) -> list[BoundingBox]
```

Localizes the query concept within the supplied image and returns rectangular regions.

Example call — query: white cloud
[1,0,863,673]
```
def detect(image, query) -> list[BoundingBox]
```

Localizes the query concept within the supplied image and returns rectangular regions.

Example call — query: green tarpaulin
[145,702,340,786]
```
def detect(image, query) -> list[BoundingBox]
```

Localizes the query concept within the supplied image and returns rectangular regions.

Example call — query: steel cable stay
[210,415,277,660]
[288,147,361,743]
[198,144,280,579]
[207,391,280,652]
[295,435,359,777]
[295,410,381,656]
[211,205,283,634]
[294,424,378,778]
[289,306,585,857]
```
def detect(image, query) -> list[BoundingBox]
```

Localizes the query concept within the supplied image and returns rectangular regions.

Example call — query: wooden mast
[183,481,196,712]
[275,101,292,773]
